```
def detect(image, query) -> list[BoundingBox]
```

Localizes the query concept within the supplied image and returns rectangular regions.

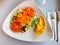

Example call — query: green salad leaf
[31,18,38,27]
[10,14,17,24]
[24,17,38,31]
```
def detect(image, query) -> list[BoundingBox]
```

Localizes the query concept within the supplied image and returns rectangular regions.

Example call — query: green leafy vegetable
[31,18,38,27]
[24,18,38,31]
[10,14,17,24]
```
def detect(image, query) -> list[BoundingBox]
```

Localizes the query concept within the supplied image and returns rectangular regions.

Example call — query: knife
[55,11,59,42]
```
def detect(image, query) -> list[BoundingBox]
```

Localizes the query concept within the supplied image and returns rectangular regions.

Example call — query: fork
[47,12,59,42]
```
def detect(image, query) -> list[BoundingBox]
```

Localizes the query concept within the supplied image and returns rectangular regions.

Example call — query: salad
[10,7,46,37]
[10,7,38,32]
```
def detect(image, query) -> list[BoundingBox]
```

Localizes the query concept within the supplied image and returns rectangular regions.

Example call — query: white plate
[2,1,53,42]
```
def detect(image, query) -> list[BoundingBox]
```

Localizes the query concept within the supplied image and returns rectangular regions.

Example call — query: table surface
[0,0,60,45]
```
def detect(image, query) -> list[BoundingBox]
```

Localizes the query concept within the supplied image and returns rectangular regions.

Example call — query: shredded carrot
[23,15,31,24]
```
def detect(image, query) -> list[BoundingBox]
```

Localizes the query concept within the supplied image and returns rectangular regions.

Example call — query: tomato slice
[25,7,36,17]
[11,22,22,32]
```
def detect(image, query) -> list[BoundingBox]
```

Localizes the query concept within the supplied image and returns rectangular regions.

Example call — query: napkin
[47,11,60,42]
[47,12,56,40]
